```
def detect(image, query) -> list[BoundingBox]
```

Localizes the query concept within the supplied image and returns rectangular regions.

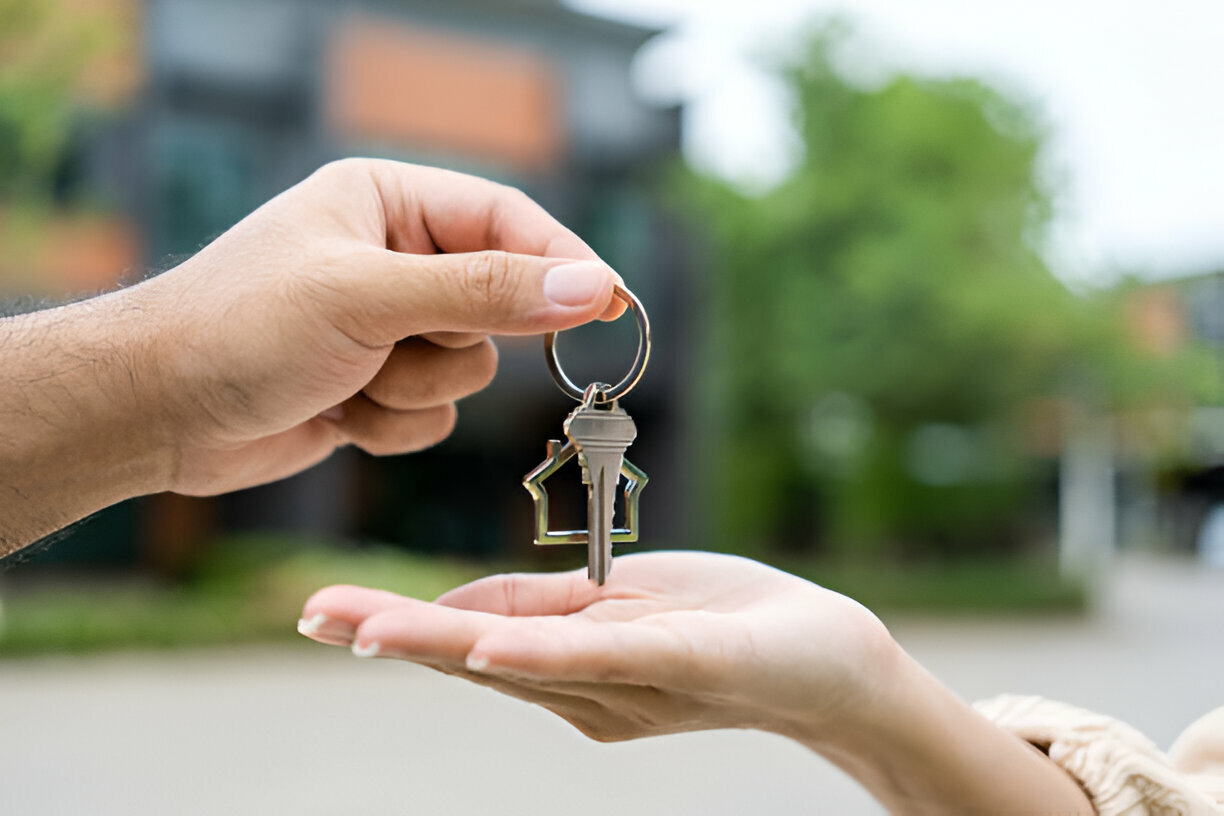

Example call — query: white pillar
[1059,414,1115,581]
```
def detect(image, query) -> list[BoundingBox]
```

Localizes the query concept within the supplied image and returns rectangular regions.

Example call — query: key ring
[545,284,650,402]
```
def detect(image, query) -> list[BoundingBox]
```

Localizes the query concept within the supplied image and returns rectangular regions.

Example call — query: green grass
[0,538,1085,656]
[0,536,484,657]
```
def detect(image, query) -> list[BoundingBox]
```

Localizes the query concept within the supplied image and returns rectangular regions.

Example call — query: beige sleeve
[975,695,1224,816]
[1170,707,1224,806]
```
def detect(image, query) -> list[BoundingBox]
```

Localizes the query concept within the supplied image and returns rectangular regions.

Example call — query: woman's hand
[298,551,896,741]
[299,552,1094,814]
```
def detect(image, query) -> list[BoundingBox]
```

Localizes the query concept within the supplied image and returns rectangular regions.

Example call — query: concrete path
[2,554,1222,815]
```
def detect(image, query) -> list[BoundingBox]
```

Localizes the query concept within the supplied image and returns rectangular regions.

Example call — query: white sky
[568,0,1224,286]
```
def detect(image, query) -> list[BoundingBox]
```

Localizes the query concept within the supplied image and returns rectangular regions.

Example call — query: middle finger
[364,336,497,410]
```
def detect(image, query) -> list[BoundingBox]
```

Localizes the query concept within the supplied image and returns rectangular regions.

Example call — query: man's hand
[0,159,620,552]
[139,159,620,496]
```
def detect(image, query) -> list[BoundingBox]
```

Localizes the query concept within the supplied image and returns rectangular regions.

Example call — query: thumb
[340,249,618,345]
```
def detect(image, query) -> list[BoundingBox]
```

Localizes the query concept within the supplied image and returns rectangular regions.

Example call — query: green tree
[686,24,1193,560]
[0,0,115,200]
[0,0,124,292]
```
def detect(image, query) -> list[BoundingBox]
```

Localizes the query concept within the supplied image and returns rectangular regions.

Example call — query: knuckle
[577,722,629,744]
[369,360,434,411]
[354,435,397,457]
[568,717,606,741]
[500,574,519,615]
[315,156,369,181]
[460,250,518,317]
[500,183,534,207]
[359,377,392,409]
[307,158,382,205]
[356,404,456,456]
[428,403,459,443]
[471,340,499,388]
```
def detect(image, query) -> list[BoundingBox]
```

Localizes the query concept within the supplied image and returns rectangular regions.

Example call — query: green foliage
[0,536,484,656]
[788,556,1085,615]
[683,23,1193,559]
[0,0,111,202]
[0,536,1085,656]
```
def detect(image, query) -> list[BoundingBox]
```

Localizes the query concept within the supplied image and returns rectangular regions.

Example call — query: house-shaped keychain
[522,432,648,546]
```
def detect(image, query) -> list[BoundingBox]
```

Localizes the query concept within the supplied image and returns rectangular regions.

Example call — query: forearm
[787,646,1093,815]
[0,289,171,556]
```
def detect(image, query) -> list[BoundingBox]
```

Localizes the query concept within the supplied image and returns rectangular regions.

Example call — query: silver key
[522,395,649,583]
[526,285,651,582]
[564,397,637,585]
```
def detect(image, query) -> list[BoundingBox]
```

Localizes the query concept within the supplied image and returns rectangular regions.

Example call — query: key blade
[588,464,613,583]
[565,402,637,585]
[580,450,626,584]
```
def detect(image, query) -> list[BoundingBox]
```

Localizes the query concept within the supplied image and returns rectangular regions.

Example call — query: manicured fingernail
[319,405,344,421]
[352,641,381,658]
[466,654,489,672]
[543,261,609,307]
[297,613,356,646]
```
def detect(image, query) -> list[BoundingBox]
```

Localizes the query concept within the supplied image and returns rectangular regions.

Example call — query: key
[564,397,637,585]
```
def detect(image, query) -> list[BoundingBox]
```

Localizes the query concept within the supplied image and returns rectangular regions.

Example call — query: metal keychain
[523,285,651,584]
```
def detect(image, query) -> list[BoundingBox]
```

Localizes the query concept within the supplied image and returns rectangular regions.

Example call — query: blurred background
[3,1,1224,813]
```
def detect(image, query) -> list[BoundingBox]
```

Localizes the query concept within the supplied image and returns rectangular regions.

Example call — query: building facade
[27,0,693,573]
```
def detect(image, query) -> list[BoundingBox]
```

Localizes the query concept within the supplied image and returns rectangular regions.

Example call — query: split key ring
[544,284,651,403]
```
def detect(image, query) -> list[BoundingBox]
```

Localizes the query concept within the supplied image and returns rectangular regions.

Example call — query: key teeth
[524,415,646,584]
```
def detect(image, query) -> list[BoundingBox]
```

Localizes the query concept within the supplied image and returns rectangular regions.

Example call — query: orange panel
[40,215,141,292]
[1126,288,1186,357]
[0,211,141,295]
[326,18,565,171]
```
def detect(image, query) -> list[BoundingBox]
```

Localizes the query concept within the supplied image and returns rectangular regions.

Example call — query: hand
[0,158,622,552]
[130,159,621,496]
[297,551,896,742]
[299,553,1094,814]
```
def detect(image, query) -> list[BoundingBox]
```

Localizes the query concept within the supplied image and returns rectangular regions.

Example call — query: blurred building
[1073,272,1224,564]
[1143,271,1224,559]
[23,0,691,573]
[1019,274,1224,576]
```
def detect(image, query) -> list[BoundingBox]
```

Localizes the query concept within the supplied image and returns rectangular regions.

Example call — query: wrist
[0,288,175,553]
[780,639,1092,814]
[767,625,914,750]
[93,286,180,494]
[65,285,178,496]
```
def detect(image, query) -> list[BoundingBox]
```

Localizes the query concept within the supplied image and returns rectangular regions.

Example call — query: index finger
[368,161,627,320]
[435,568,602,617]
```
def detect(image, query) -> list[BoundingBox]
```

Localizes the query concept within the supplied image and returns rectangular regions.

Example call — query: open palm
[300,552,894,742]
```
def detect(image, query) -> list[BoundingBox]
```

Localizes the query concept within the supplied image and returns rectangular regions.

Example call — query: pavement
[2,553,1222,815]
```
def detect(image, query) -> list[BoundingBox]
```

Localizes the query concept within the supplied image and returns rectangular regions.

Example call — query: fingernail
[319,405,344,421]
[466,653,489,672]
[352,640,381,658]
[543,261,609,307]
[297,613,356,646]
